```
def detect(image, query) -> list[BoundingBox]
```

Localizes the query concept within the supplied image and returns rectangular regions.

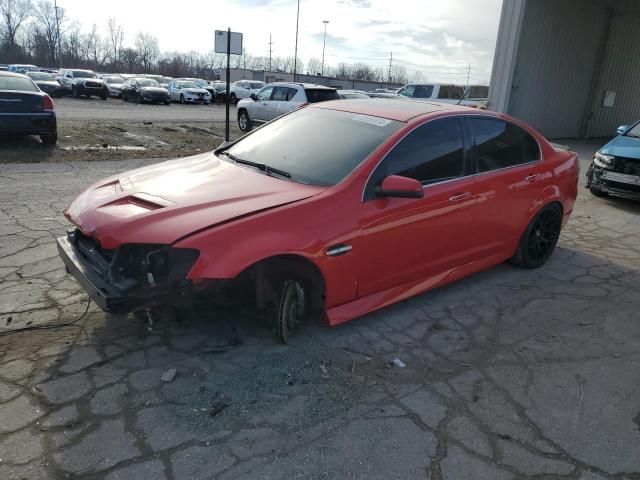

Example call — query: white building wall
[587,12,640,137]
[506,0,610,138]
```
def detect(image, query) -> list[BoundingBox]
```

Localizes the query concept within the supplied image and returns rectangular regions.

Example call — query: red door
[357,117,478,298]
[466,117,546,258]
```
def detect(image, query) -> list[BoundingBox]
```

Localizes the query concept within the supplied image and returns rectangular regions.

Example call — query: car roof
[268,82,335,90]
[0,71,29,78]
[313,98,475,122]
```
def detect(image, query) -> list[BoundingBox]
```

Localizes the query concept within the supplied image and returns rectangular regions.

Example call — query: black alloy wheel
[511,203,562,268]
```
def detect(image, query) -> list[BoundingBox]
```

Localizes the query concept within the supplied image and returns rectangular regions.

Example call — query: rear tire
[238,110,252,132]
[41,131,58,146]
[511,203,562,269]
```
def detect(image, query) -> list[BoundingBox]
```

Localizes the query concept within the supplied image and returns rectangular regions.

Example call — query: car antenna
[457,87,471,105]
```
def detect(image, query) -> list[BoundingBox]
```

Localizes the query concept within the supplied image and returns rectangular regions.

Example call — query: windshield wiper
[219,152,291,179]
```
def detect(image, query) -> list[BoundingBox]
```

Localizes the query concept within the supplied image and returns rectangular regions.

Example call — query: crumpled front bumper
[587,163,640,201]
[57,234,132,313]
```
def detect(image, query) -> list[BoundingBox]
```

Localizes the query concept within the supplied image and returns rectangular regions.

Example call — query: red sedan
[57,100,579,341]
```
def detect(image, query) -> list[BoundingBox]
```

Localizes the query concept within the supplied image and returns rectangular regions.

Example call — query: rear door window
[437,85,464,100]
[304,89,340,103]
[469,117,537,172]
[271,86,288,101]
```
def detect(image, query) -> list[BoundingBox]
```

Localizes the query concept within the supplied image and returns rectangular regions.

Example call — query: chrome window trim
[361,113,544,202]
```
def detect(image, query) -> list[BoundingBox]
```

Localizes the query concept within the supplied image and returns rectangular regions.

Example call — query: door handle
[449,192,472,202]
[525,173,541,182]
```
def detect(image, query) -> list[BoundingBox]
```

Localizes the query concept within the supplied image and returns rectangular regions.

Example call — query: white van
[396,83,488,108]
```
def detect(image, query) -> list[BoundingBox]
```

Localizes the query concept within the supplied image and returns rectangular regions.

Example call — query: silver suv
[236,83,340,132]
[57,69,108,99]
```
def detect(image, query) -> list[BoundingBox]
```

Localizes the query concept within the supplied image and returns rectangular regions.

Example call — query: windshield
[72,70,96,78]
[105,77,123,84]
[0,76,39,92]
[223,108,401,186]
[624,123,640,138]
[192,80,208,87]
[341,92,370,99]
[250,82,265,89]
[28,72,55,81]
[178,81,198,88]
[137,79,160,87]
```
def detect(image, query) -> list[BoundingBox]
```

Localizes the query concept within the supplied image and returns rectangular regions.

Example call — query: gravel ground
[0,97,241,163]
[54,97,236,123]
[0,141,639,479]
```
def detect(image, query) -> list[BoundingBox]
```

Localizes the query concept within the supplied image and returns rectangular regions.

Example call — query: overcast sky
[58,0,503,83]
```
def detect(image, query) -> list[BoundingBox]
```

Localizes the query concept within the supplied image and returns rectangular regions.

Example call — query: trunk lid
[0,91,45,113]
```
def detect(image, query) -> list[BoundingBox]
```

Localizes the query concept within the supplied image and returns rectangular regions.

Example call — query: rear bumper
[57,235,132,313]
[0,112,56,135]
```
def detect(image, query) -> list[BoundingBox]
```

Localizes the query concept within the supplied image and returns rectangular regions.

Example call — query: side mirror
[250,93,257,101]
[617,124,629,135]
[66,74,72,78]
[376,175,424,199]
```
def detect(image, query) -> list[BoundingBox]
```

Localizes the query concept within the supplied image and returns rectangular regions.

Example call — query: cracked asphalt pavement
[0,141,639,479]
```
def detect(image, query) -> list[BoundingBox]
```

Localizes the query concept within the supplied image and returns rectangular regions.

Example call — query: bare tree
[135,32,159,71]
[120,47,138,72]
[106,17,124,67]
[32,0,63,65]
[0,0,31,53]
[306,57,322,75]
[82,23,109,68]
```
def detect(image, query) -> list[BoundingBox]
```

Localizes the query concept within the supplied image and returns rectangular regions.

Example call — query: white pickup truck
[396,83,488,109]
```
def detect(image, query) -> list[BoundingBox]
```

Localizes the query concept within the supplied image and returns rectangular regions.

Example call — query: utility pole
[268,34,273,71]
[54,0,62,68]
[321,20,329,77]
[387,51,393,85]
[466,62,471,89]
[293,0,300,81]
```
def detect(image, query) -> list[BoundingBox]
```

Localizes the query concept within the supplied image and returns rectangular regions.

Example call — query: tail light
[43,95,54,111]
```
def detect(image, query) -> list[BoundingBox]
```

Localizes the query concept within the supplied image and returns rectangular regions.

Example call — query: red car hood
[65,152,325,249]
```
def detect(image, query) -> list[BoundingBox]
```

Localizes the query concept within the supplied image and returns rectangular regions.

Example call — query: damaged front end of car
[57,229,200,314]
[587,152,640,200]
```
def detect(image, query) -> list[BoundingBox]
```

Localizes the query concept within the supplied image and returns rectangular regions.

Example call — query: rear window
[468,85,489,99]
[250,82,265,89]
[437,85,464,100]
[0,76,39,92]
[304,88,340,103]
[72,70,96,78]
[224,108,401,186]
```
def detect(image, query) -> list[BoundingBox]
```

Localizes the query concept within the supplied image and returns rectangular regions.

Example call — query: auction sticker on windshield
[351,114,392,127]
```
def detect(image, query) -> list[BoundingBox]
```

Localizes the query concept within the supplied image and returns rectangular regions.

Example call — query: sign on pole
[215,30,243,55]
[215,29,243,142]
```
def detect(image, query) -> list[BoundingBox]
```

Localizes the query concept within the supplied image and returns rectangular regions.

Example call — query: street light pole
[293,0,300,82]
[321,20,329,77]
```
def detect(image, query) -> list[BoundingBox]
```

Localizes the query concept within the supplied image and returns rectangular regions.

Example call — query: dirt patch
[0,120,242,163]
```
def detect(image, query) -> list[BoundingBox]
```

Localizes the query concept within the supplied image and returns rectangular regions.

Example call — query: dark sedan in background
[587,121,640,201]
[121,77,170,104]
[26,71,64,98]
[0,71,57,145]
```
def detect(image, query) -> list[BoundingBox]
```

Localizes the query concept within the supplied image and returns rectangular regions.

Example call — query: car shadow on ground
[5,244,638,478]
